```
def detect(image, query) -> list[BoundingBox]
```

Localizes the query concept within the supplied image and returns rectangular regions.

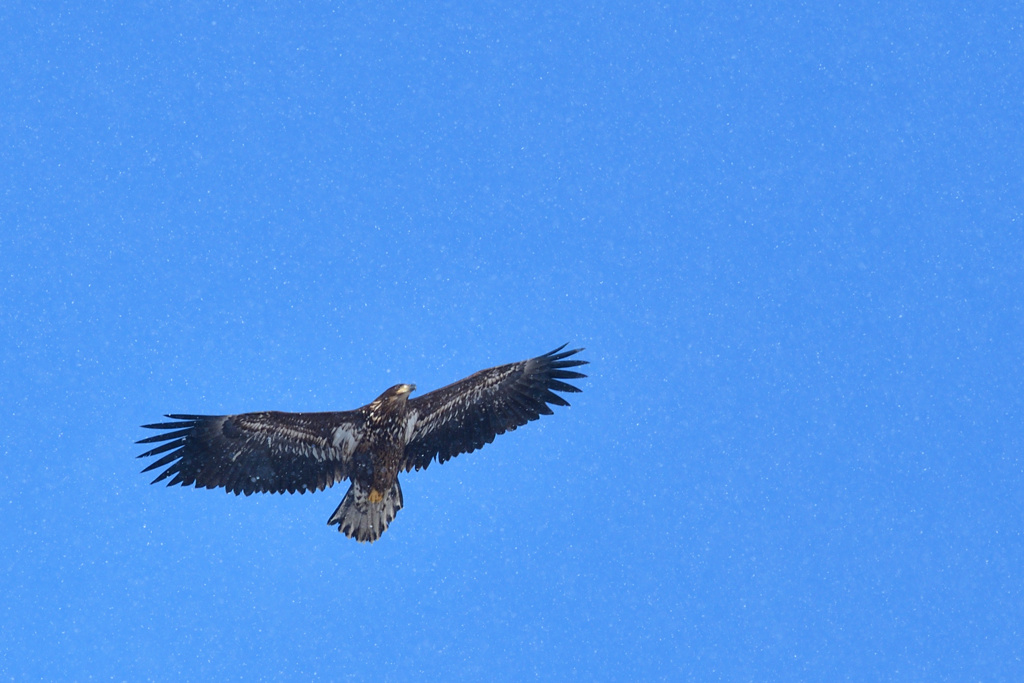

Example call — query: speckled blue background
[3,3,1023,679]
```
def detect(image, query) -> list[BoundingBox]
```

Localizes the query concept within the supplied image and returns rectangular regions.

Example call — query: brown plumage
[137,345,587,542]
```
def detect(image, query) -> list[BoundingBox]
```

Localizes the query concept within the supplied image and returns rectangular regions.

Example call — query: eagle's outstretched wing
[401,345,587,471]
[137,411,366,495]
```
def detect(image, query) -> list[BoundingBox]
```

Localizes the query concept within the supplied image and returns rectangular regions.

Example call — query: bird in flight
[137,345,587,542]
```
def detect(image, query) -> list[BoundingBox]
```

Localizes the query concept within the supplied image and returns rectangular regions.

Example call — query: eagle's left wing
[137,410,366,495]
[401,345,587,471]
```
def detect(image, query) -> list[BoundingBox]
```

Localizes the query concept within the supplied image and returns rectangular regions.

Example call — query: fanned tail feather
[328,481,403,542]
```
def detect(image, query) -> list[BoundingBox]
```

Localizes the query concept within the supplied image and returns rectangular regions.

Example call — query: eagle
[137,345,587,542]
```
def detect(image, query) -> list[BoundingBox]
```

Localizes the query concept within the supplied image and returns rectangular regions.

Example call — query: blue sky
[2,2,1023,679]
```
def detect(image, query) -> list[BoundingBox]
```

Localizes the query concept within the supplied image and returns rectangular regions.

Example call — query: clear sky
[2,2,1023,679]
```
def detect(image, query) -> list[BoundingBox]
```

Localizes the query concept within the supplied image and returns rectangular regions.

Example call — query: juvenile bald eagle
[137,345,587,542]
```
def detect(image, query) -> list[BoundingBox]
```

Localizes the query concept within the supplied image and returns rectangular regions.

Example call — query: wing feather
[402,345,587,470]
[137,410,365,495]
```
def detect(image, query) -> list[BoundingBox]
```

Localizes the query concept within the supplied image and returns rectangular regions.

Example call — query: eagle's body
[137,345,587,542]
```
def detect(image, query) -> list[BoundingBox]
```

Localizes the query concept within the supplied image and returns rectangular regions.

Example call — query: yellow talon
[368,489,384,503]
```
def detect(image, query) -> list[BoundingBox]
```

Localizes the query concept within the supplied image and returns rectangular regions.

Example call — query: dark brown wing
[137,410,366,495]
[401,345,587,471]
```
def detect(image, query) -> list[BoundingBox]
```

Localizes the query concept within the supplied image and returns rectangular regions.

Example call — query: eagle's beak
[403,384,416,395]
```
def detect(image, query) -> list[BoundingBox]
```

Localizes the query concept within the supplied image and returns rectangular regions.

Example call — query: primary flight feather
[137,345,587,542]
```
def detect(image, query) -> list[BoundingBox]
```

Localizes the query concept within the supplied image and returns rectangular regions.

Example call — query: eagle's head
[379,383,416,405]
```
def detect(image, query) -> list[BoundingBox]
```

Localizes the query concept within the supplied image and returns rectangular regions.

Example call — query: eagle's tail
[328,480,404,542]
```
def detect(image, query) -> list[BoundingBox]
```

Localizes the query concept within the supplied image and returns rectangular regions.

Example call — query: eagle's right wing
[137,410,366,495]
[401,345,587,471]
